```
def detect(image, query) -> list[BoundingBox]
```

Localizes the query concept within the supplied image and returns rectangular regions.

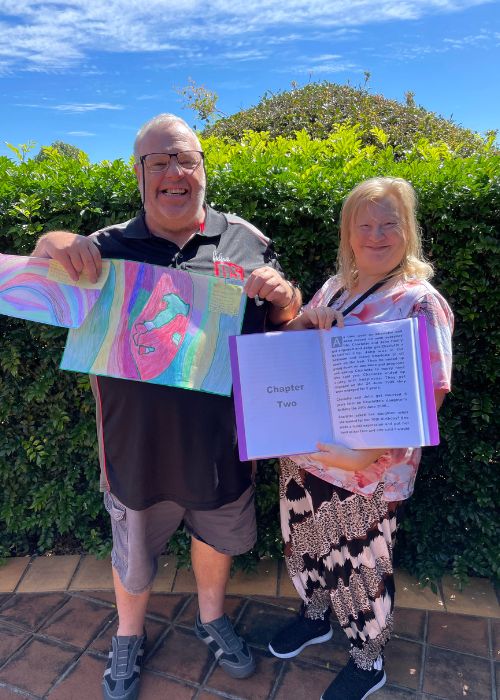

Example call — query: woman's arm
[434,389,447,412]
[309,443,387,472]
[311,389,447,472]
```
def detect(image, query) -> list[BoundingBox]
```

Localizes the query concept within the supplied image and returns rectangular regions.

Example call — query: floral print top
[288,276,454,502]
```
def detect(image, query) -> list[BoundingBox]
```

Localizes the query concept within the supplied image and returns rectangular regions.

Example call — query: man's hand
[244,266,295,309]
[32,231,102,283]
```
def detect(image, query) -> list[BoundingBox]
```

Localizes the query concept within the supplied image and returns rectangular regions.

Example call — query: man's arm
[243,266,302,324]
[32,231,102,283]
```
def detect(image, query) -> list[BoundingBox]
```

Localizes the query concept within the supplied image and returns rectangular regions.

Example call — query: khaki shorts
[104,486,256,594]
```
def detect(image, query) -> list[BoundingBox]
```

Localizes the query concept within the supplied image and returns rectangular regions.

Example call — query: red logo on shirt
[213,260,244,280]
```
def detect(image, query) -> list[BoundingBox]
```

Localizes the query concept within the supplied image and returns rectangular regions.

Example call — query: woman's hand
[310,442,387,472]
[282,306,344,331]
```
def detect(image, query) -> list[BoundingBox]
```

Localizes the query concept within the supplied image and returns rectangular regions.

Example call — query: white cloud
[272,48,359,75]
[314,54,344,61]
[443,31,490,47]
[136,94,161,101]
[0,0,493,72]
[372,27,497,61]
[221,49,267,61]
[14,101,123,112]
[67,130,95,136]
[288,61,360,74]
[53,103,123,112]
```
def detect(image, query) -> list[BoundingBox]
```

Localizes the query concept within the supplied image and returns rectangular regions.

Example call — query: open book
[229,317,439,460]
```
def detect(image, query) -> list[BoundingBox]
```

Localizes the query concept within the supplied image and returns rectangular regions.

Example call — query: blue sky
[1,0,499,163]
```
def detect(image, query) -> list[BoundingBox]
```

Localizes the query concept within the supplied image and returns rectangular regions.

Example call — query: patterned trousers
[279,458,402,670]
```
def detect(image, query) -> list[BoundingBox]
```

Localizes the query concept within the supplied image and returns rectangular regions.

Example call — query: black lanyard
[327,271,399,324]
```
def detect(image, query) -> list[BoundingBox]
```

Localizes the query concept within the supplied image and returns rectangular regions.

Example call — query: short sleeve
[263,242,284,275]
[306,276,342,309]
[411,292,454,391]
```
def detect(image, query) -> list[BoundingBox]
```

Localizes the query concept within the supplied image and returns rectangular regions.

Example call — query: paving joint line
[65,553,83,591]
[139,664,202,691]
[67,590,117,608]
[417,609,428,693]
[141,592,195,664]
[31,597,122,697]
[426,641,494,662]
[267,656,287,700]
[11,556,34,594]
[0,681,38,699]
[488,617,497,700]
[0,632,36,674]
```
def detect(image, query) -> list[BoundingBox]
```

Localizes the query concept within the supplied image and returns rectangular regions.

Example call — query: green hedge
[0,129,498,584]
[204,81,489,157]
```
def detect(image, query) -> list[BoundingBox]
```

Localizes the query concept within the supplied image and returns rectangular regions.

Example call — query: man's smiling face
[134,122,206,240]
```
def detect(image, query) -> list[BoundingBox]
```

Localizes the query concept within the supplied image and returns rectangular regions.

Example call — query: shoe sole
[219,657,256,679]
[319,671,386,700]
[102,679,140,700]
[268,627,333,659]
[195,621,256,679]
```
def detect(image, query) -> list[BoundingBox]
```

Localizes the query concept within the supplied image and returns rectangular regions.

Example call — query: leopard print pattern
[280,457,400,669]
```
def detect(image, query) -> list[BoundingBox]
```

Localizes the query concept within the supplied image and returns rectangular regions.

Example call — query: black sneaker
[321,658,386,700]
[268,611,333,658]
[102,632,146,700]
[194,612,256,679]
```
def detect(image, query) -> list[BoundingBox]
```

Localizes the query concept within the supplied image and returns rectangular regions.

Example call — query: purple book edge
[228,335,249,461]
[417,315,439,445]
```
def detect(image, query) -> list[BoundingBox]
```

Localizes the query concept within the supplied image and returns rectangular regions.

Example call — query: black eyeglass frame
[138,151,205,215]
[139,151,204,172]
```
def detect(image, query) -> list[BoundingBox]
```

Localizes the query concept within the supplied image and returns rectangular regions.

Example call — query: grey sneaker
[102,632,146,700]
[194,612,256,679]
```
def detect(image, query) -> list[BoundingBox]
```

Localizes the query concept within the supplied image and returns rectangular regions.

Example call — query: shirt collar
[122,205,228,241]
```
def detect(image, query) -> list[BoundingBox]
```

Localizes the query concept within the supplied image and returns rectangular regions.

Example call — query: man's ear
[133,163,144,204]
[133,162,141,183]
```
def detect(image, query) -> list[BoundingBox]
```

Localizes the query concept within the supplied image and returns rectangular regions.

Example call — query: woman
[268,177,453,700]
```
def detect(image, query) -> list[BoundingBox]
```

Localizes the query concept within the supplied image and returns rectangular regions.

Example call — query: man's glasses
[140,151,204,172]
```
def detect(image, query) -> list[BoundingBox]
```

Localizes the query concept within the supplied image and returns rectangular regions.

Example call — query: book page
[323,318,426,448]
[232,330,334,459]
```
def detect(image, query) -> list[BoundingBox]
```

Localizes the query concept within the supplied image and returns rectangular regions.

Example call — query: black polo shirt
[90,206,282,511]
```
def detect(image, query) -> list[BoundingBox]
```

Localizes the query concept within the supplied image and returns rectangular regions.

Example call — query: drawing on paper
[61,259,246,396]
[0,254,109,327]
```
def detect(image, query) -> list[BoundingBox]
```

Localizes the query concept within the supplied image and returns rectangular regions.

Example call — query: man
[33,113,301,700]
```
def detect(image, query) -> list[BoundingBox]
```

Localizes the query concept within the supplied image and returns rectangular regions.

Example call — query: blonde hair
[337,177,433,289]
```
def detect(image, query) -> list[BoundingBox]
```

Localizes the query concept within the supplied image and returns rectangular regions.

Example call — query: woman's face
[350,195,406,278]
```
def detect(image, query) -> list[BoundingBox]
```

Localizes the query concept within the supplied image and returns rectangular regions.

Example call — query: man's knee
[105,492,184,593]
[184,485,257,557]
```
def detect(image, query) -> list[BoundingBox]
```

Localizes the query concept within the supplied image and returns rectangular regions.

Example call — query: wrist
[277,282,297,310]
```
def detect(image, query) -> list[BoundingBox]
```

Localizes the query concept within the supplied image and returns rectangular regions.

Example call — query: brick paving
[0,590,498,700]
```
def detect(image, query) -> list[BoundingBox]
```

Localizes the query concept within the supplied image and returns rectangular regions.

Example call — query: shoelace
[114,639,133,677]
[215,617,243,651]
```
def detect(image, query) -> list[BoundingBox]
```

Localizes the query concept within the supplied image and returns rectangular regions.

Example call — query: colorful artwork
[61,259,246,396]
[0,254,110,327]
